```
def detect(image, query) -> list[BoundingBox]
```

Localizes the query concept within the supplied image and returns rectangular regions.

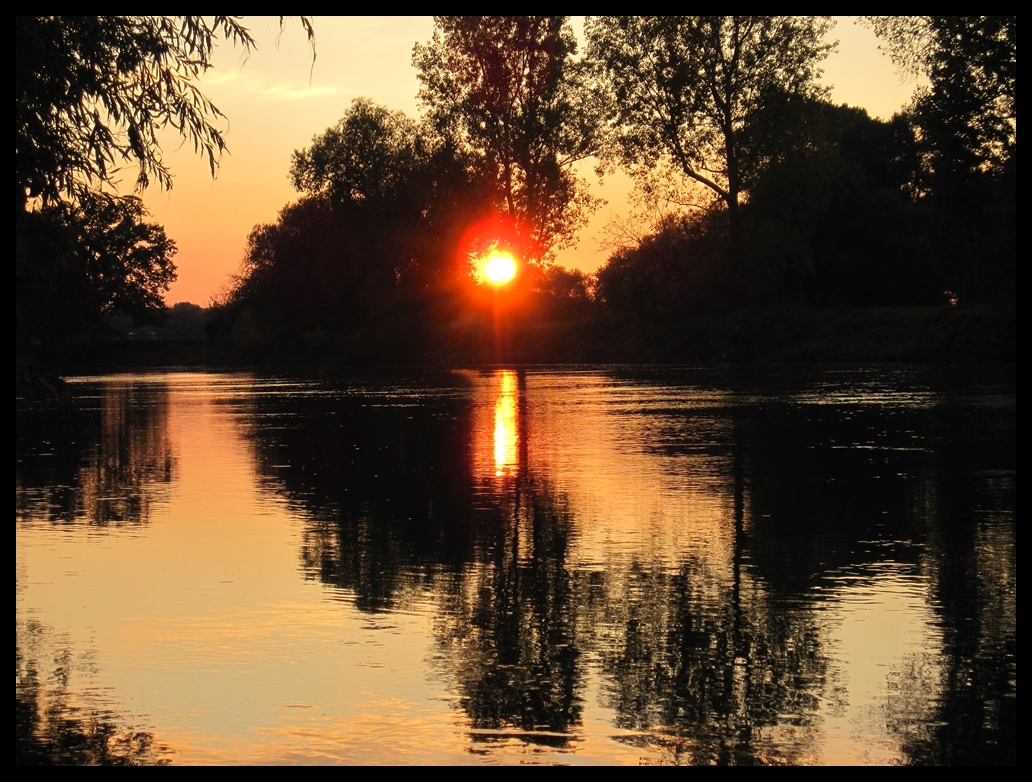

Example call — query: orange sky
[132,17,916,305]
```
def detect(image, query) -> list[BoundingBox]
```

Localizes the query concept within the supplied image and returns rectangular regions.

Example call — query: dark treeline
[17,17,1015,368]
[207,17,1016,364]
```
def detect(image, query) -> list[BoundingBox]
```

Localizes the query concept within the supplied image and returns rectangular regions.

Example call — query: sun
[477,249,518,287]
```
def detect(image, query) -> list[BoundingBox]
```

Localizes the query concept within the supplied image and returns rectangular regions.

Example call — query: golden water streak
[493,370,518,476]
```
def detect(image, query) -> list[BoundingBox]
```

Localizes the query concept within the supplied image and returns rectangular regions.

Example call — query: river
[16,365,1015,764]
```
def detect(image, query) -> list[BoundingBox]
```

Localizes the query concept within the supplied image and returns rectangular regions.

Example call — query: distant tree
[16,16,314,210]
[530,265,593,322]
[163,302,211,340]
[585,16,835,224]
[594,211,731,320]
[221,197,366,333]
[414,16,602,258]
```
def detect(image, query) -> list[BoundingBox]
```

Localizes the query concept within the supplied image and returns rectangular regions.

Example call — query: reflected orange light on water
[19,369,1005,764]
[493,371,518,477]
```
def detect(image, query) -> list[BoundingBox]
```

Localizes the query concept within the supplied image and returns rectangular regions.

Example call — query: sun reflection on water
[493,371,518,477]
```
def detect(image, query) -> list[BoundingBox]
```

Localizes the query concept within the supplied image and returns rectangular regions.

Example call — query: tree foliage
[414,16,602,258]
[288,98,492,291]
[594,100,939,315]
[216,92,606,360]
[595,211,730,320]
[586,16,835,218]
[289,97,481,239]
[291,99,424,209]
[73,195,178,318]
[17,16,314,351]
[215,98,500,356]
[740,103,932,307]
[16,16,314,209]
[863,17,1015,175]
[17,194,177,342]
[862,17,1016,302]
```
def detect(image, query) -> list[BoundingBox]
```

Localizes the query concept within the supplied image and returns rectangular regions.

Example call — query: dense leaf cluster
[586,16,835,217]
[15,16,274,207]
[18,195,177,344]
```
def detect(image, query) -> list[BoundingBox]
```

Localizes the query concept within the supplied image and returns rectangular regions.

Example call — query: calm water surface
[16,366,1015,764]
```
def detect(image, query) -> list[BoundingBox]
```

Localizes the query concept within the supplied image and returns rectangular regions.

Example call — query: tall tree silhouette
[863,17,1015,302]
[586,17,834,225]
[414,17,602,259]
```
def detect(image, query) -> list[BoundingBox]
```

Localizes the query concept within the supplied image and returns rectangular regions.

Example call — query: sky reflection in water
[16,367,1015,764]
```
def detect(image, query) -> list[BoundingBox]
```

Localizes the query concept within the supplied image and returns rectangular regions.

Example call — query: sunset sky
[133,17,917,305]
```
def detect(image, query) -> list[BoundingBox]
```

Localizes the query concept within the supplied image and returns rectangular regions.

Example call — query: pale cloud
[256,82,338,101]
[202,68,338,101]
[203,68,242,86]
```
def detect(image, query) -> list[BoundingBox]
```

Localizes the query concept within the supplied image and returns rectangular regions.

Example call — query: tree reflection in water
[18,378,178,765]
[15,369,1013,762]
[249,370,833,759]
[21,366,999,764]
[17,378,175,528]
[16,619,172,765]
[442,372,584,744]
[437,478,582,746]
[900,468,1016,765]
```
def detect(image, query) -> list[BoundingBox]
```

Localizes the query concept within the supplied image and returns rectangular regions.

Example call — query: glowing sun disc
[480,250,517,286]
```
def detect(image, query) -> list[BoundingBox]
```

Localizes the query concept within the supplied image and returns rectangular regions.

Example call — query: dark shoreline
[20,303,1015,378]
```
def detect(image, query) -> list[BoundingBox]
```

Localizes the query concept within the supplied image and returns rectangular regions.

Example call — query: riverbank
[21,303,1015,374]
[591,302,1016,364]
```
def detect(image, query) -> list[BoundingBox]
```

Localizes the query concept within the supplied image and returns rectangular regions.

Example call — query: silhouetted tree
[17,194,177,344]
[16,16,313,210]
[289,98,489,292]
[862,17,1016,303]
[594,210,731,320]
[17,16,314,361]
[740,102,933,307]
[219,197,364,336]
[214,99,495,359]
[292,99,426,211]
[414,17,602,258]
[586,16,835,225]
[531,265,593,322]
[863,16,1015,176]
